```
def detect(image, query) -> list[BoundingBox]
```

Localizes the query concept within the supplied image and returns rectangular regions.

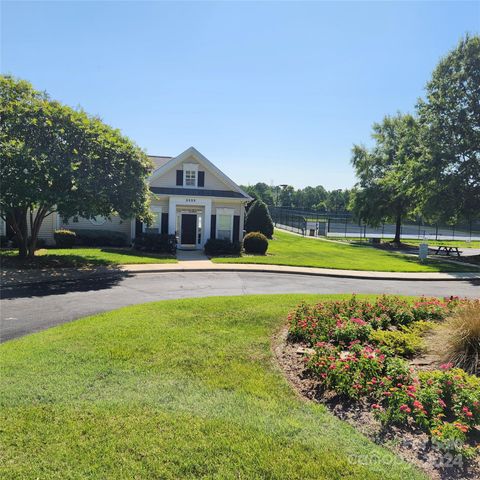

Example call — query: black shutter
[210,215,216,240]
[233,215,240,242]
[161,213,169,234]
[198,171,205,187]
[176,170,183,186]
[135,219,143,236]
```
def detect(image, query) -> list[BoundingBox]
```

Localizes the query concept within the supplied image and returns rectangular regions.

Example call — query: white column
[168,198,176,235]
[204,199,212,243]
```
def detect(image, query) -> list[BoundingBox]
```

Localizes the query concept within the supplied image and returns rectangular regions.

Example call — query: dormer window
[185,170,196,186]
[183,163,198,187]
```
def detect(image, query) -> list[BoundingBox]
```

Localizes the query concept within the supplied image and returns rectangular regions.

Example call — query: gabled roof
[149,147,252,200]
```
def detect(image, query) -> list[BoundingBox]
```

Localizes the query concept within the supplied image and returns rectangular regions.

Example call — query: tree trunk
[393,214,402,244]
[27,207,48,258]
[7,209,28,258]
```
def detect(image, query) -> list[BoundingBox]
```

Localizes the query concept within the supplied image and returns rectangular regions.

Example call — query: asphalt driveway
[1,271,479,342]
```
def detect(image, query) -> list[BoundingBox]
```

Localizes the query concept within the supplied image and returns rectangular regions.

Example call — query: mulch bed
[271,326,480,480]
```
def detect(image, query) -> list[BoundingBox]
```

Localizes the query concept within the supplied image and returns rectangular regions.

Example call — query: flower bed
[287,295,480,462]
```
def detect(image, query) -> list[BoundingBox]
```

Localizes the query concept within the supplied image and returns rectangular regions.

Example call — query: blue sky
[1,1,479,189]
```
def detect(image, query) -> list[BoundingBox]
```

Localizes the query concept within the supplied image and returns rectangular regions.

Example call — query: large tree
[416,34,480,224]
[0,76,152,257]
[350,113,420,243]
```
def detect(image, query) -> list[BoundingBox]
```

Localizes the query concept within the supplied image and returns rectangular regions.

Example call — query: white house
[0,147,252,249]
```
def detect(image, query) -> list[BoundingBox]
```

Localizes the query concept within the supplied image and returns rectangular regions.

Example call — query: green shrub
[243,231,268,254]
[72,229,128,247]
[134,233,176,254]
[245,200,274,238]
[204,238,241,256]
[370,329,424,358]
[54,229,76,248]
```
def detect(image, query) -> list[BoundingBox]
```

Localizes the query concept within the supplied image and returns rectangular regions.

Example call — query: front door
[181,214,197,245]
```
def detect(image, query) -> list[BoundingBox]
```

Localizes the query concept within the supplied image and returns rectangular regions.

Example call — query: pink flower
[413,400,424,410]
[350,317,367,326]
[440,362,454,370]
[399,404,411,413]
[371,404,381,410]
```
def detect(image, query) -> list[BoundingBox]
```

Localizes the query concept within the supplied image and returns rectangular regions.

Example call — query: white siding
[212,201,242,215]
[60,215,132,236]
[150,157,234,192]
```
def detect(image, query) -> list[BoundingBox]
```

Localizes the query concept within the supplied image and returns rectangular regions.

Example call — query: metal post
[435,224,438,241]
[344,217,348,238]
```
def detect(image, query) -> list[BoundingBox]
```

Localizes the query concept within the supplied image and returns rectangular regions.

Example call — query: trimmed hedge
[72,229,128,247]
[245,200,274,238]
[204,238,241,256]
[243,231,268,254]
[54,229,76,248]
[134,233,176,254]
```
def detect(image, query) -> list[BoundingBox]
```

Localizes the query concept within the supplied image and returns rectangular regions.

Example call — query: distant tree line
[240,183,352,213]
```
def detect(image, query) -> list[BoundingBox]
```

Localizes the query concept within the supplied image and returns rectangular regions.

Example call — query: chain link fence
[269,206,480,241]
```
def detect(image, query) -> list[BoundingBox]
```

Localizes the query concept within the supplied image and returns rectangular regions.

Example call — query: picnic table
[433,245,462,257]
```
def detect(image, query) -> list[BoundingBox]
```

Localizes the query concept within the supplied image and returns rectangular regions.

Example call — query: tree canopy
[0,76,152,257]
[350,114,421,243]
[416,34,480,223]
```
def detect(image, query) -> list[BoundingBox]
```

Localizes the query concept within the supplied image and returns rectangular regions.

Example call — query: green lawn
[0,294,425,480]
[0,247,177,268]
[212,230,478,272]
[329,237,480,249]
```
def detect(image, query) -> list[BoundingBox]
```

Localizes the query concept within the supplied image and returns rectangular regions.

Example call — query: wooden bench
[434,245,462,257]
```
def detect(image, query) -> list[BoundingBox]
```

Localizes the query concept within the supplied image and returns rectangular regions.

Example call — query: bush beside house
[72,229,128,247]
[243,232,268,254]
[54,229,76,248]
[204,238,241,256]
[134,233,177,254]
[245,200,274,238]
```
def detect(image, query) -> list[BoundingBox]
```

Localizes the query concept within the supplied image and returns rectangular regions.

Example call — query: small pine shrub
[54,229,76,248]
[243,232,268,255]
[245,200,274,238]
[436,300,480,375]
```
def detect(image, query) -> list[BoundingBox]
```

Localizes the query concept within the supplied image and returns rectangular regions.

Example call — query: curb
[120,267,480,282]
[2,265,479,289]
